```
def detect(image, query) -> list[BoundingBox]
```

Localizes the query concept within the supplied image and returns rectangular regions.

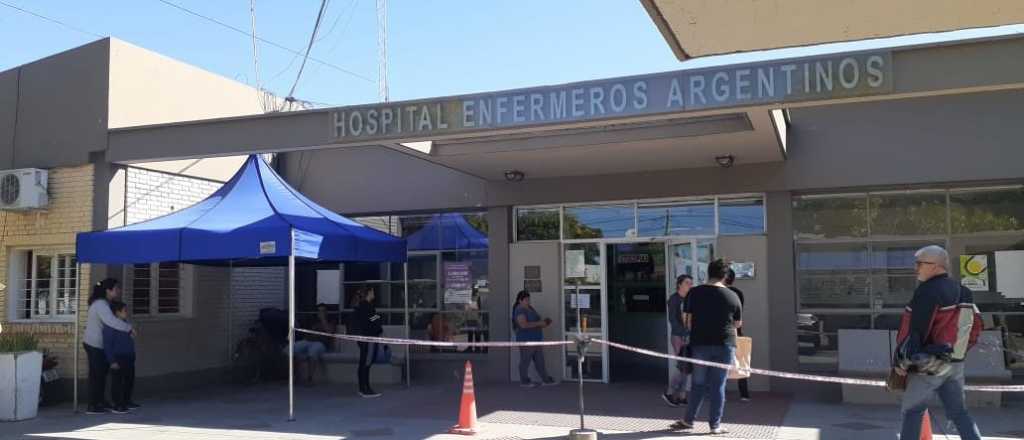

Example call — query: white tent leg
[227,260,234,362]
[72,262,81,413]
[288,251,296,421]
[404,262,410,387]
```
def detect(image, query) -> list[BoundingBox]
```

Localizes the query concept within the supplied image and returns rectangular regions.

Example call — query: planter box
[0,351,42,421]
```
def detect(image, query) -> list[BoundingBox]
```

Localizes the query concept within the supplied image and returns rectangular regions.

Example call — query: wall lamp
[715,154,735,168]
[504,170,525,182]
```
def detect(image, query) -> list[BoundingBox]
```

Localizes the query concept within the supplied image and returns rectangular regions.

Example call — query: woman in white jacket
[83,278,132,414]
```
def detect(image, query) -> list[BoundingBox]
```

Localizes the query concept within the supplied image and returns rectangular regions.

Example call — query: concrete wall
[278,147,487,215]
[0,40,110,169]
[717,235,770,392]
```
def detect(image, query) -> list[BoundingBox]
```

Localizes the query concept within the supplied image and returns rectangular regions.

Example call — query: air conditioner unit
[0,168,48,211]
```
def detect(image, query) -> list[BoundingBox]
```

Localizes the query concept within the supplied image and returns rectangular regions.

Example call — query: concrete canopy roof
[108,33,1024,181]
[642,0,1024,60]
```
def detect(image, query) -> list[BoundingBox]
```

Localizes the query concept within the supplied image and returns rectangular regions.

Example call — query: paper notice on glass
[566,250,585,279]
[960,255,989,291]
[570,293,591,309]
[995,250,1024,298]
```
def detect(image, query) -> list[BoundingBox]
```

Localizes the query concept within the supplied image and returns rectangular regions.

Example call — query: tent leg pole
[404,262,410,388]
[73,262,81,413]
[228,260,233,363]
[288,252,296,421]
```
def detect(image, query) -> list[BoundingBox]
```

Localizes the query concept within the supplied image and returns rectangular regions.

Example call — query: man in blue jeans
[671,259,742,435]
[894,246,982,440]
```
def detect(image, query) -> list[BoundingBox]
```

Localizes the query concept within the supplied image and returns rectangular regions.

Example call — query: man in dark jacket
[353,288,383,398]
[103,301,138,414]
[894,245,982,440]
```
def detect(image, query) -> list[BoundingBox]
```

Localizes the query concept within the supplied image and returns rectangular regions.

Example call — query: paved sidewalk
[2,381,1022,439]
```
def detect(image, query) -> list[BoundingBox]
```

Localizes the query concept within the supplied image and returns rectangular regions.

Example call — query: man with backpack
[894,245,983,440]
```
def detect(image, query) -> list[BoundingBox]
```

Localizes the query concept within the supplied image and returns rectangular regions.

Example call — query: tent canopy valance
[406,213,488,252]
[76,155,406,265]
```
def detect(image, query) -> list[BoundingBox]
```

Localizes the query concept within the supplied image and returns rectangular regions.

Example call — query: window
[793,186,1024,372]
[9,251,77,321]
[564,205,634,239]
[128,263,192,317]
[719,198,766,235]
[638,202,714,237]
[515,195,766,242]
[516,207,560,241]
[344,212,491,355]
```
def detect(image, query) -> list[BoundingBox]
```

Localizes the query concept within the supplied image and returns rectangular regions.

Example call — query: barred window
[128,263,191,317]
[9,251,77,321]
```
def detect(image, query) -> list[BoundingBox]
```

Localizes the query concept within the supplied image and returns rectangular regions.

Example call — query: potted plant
[0,333,42,421]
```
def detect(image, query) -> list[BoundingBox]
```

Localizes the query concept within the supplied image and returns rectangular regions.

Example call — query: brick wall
[123,166,221,224]
[0,165,94,379]
[228,267,286,346]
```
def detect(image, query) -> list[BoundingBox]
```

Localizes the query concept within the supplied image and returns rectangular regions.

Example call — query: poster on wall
[443,262,473,304]
[731,262,756,280]
[960,255,989,291]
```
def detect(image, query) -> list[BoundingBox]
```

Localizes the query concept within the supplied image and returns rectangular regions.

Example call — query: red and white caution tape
[294,328,573,348]
[292,329,1024,392]
[593,339,1024,393]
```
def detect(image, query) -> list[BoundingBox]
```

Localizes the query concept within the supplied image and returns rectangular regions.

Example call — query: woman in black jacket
[353,287,383,397]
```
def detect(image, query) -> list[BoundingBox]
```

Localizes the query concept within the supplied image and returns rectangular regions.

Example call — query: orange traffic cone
[920,409,932,440]
[449,361,478,435]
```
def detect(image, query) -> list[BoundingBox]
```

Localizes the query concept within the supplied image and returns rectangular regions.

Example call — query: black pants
[357,342,378,393]
[84,344,109,409]
[736,328,750,399]
[110,359,135,408]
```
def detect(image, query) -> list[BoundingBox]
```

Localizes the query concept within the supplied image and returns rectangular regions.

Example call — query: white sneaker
[710,427,729,435]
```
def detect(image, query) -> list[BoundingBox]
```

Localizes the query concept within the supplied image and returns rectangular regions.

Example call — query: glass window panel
[868,192,947,236]
[955,241,1024,313]
[564,242,602,285]
[399,215,434,239]
[797,244,871,309]
[516,208,560,241]
[344,262,387,281]
[797,313,871,371]
[870,242,943,308]
[719,198,765,235]
[406,255,438,281]
[950,188,1024,234]
[637,202,714,237]
[564,205,634,239]
[793,196,868,239]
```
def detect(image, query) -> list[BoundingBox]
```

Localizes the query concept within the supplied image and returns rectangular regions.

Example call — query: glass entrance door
[665,238,715,382]
[562,242,608,382]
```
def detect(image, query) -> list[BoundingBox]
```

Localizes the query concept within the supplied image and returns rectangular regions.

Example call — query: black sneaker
[520,381,538,388]
[540,379,558,387]
[661,393,680,407]
[669,420,694,430]
[109,406,129,414]
[126,402,141,410]
[85,406,109,415]
[359,390,382,398]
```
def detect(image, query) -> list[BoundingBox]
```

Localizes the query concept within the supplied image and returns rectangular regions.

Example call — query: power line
[284,0,330,108]
[154,0,373,84]
[0,1,104,39]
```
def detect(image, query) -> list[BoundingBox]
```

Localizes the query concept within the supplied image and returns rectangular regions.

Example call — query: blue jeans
[684,345,735,429]
[900,363,981,440]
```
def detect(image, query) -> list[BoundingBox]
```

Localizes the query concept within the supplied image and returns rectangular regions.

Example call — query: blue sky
[0,0,683,106]
[2,1,1021,109]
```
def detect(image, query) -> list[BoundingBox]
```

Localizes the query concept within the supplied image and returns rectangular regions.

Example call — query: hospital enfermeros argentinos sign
[329,51,891,142]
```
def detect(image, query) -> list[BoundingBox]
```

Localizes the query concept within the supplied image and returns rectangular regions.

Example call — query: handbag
[728,336,752,380]
[373,344,392,364]
[886,368,907,392]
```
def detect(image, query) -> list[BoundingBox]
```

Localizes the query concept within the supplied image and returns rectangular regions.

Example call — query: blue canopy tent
[73,155,407,419]
[406,213,488,252]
